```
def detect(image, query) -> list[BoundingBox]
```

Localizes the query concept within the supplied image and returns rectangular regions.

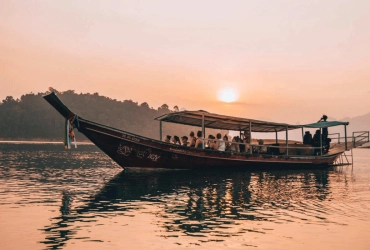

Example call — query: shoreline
[0,140,93,145]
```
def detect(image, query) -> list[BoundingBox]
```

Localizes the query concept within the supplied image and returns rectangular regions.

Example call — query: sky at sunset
[1,0,370,124]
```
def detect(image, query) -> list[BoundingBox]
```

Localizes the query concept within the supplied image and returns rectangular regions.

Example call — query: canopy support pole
[249,121,252,154]
[159,121,162,141]
[275,131,278,144]
[344,125,348,151]
[286,126,288,156]
[301,127,304,142]
[202,113,205,149]
[320,128,323,156]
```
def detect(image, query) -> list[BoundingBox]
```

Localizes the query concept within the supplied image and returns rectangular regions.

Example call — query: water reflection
[40,167,341,248]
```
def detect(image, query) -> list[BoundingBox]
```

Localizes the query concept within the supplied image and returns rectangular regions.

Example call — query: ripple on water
[1,144,370,249]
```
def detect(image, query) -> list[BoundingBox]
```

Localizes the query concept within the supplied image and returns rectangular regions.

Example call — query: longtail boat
[43,92,369,169]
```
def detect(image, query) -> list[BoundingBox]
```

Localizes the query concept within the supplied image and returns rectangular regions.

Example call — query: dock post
[286,126,288,156]
[344,125,348,151]
[159,121,162,141]
[202,113,205,149]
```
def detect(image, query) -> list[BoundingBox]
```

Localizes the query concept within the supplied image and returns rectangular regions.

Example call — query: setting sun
[218,87,239,103]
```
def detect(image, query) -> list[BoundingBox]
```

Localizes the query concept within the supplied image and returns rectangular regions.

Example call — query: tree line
[0,88,199,141]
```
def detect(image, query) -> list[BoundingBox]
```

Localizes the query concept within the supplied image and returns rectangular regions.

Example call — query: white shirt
[218,141,226,151]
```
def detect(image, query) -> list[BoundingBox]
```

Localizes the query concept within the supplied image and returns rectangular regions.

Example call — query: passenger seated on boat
[303,131,312,145]
[164,135,171,143]
[239,131,250,152]
[229,136,240,152]
[181,136,188,146]
[323,137,331,153]
[188,131,196,147]
[172,135,181,145]
[208,135,219,150]
[256,139,267,153]
[223,134,230,151]
[239,132,246,152]
[244,131,251,144]
[189,136,196,147]
[241,131,251,153]
[312,130,321,146]
[206,135,215,149]
[216,133,226,151]
[312,130,321,154]
[195,131,203,148]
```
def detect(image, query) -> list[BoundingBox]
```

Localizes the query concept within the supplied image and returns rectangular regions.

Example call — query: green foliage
[0,89,221,141]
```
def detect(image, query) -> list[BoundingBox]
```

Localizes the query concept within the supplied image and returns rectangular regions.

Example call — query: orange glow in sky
[1,0,370,123]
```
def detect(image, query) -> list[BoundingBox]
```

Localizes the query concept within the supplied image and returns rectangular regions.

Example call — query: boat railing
[194,130,369,157]
[352,131,370,147]
[328,133,341,143]
[201,138,323,156]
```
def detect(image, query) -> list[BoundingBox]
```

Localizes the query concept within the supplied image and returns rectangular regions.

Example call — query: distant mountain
[343,112,370,134]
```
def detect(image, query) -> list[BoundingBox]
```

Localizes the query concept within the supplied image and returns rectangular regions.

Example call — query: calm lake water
[1,143,370,250]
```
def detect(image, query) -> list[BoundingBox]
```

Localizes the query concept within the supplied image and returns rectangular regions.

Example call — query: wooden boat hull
[79,119,341,169]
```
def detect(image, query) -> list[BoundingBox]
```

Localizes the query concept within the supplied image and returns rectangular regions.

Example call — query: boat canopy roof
[155,110,349,132]
[303,121,349,128]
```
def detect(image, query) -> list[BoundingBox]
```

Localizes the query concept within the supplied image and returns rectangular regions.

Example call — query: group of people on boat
[163,130,252,152]
[163,115,331,155]
[303,115,331,153]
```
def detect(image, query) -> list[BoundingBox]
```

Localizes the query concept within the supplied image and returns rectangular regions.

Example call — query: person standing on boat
[318,115,329,150]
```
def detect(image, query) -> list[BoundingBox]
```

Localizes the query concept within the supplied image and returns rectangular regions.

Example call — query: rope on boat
[64,114,78,149]
[64,118,71,149]
[72,114,80,130]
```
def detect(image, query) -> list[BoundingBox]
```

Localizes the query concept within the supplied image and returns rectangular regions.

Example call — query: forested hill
[0,89,196,141]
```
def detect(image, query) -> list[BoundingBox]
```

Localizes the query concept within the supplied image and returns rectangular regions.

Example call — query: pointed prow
[43,92,75,119]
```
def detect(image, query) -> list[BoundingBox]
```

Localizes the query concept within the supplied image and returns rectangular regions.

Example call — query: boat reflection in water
[41,166,341,248]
